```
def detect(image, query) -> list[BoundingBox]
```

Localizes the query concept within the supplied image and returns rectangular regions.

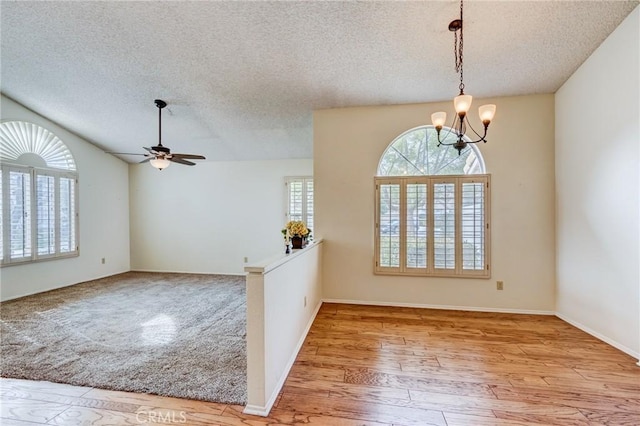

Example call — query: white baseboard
[243,300,323,417]
[555,312,640,364]
[242,404,271,417]
[321,298,555,315]
[0,270,130,302]
[130,269,246,276]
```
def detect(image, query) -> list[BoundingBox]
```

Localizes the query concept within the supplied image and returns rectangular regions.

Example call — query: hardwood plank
[574,368,640,385]
[1,387,140,413]
[491,384,640,413]
[284,376,411,400]
[344,368,497,398]
[543,376,640,397]
[0,379,90,398]
[410,389,585,417]
[82,388,226,415]
[308,328,406,345]
[443,411,539,426]
[433,354,585,380]
[316,343,417,358]
[222,403,393,425]
[276,393,446,426]
[47,406,146,425]
[579,408,640,426]
[304,336,382,350]
[135,406,249,426]
[0,398,68,424]
[287,364,346,382]
[0,419,49,426]
[492,408,591,425]
[517,343,634,362]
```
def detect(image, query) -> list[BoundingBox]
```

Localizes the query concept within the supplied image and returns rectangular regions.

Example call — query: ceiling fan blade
[139,157,152,164]
[106,152,147,156]
[171,153,206,160]
[169,157,196,166]
[143,146,155,153]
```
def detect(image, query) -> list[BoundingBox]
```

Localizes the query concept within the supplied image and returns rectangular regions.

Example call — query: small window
[375,126,490,278]
[0,121,79,266]
[285,177,313,231]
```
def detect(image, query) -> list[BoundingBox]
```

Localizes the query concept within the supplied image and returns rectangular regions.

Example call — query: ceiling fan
[109,99,206,170]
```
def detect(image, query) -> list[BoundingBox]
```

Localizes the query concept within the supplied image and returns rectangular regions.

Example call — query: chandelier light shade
[432,0,496,154]
[150,157,171,170]
[453,94,473,115]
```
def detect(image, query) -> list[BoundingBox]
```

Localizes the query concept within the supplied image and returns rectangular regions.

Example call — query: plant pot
[291,236,304,249]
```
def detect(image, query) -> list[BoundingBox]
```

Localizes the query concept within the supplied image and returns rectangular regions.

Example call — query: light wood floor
[2,303,639,425]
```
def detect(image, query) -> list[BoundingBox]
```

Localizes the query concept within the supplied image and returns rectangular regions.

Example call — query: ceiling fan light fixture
[150,157,171,170]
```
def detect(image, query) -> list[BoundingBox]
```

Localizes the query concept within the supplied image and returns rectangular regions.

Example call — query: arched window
[374,126,490,278]
[377,125,484,176]
[0,121,78,265]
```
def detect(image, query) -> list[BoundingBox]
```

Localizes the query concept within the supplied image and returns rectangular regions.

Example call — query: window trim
[374,174,491,279]
[284,176,314,230]
[1,163,79,267]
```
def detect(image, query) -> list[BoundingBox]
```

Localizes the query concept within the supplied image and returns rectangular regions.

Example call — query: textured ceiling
[1,1,638,162]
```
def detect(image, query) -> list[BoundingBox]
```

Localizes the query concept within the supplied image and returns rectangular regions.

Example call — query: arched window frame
[0,121,79,266]
[374,125,490,278]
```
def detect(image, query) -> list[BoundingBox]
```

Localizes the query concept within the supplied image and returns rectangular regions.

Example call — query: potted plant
[282,221,312,249]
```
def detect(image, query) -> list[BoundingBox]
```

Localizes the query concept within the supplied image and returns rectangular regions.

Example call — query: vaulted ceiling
[1,1,637,162]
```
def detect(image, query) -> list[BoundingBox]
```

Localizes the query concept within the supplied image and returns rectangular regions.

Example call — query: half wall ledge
[244,239,323,416]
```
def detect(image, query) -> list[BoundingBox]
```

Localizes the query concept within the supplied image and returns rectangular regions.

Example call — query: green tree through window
[378,126,484,176]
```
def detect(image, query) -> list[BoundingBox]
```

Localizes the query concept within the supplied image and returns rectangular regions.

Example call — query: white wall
[244,240,323,415]
[555,7,639,360]
[0,95,130,301]
[315,94,556,312]
[129,159,313,274]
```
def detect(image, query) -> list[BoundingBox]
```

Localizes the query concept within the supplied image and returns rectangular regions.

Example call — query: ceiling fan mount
[107,99,206,170]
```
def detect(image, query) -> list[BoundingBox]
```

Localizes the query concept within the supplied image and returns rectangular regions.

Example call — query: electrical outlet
[304,296,307,307]
[497,280,504,290]
[101,258,106,264]
[243,257,248,263]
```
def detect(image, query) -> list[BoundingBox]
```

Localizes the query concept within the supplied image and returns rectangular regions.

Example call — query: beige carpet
[0,272,247,404]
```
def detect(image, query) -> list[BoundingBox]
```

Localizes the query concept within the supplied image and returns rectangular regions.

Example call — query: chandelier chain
[454,0,464,94]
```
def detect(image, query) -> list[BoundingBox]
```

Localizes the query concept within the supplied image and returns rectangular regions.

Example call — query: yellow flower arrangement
[282,220,311,240]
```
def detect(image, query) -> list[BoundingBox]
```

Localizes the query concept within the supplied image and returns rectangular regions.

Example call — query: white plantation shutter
[433,181,456,270]
[59,177,76,254]
[36,173,56,256]
[288,180,303,221]
[305,179,314,231]
[9,169,32,261]
[0,176,3,261]
[375,175,490,278]
[376,182,401,270]
[285,177,313,231]
[462,180,486,271]
[406,183,427,270]
[1,121,78,266]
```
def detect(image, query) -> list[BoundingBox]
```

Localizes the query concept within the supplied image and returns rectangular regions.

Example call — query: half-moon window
[377,125,484,176]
